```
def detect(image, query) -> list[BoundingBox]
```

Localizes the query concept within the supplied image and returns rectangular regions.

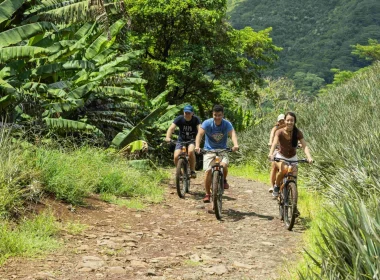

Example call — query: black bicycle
[168,140,194,198]
[273,157,308,230]
[201,148,232,220]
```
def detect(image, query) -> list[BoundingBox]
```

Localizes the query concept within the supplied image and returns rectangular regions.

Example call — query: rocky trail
[0,172,305,280]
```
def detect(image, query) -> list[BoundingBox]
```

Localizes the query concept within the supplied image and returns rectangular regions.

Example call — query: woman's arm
[268,134,279,160]
[268,126,276,146]
[299,138,313,163]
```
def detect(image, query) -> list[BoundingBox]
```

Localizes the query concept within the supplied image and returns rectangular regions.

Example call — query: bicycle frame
[168,140,194,198]
[202,148,232,220]
[273,157,308,230]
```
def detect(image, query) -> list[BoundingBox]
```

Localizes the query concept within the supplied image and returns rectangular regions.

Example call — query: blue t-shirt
[202,118,233,150]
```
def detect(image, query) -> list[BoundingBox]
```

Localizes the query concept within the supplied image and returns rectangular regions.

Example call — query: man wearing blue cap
[165,105,201,178]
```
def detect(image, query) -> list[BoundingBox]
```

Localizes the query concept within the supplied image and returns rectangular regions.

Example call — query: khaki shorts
[203,153,229,171]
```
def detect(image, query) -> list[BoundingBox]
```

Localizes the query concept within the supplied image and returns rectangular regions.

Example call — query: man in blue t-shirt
[195,104,239,203]
[165,105,201,178]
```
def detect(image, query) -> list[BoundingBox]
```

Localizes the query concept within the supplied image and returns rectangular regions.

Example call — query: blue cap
[183,105,194,113]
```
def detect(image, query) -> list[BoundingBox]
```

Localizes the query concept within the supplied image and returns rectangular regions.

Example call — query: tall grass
[238,62,380,279]
[34,146,169,205]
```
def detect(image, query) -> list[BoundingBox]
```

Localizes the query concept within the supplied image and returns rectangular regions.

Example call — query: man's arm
[165,123,177,142]
[228,129,239,152]
[195,127,205,153]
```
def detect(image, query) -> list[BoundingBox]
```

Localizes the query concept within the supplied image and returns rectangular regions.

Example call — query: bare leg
[188,144,196,171]
[205,169,212,194]
[221,162,228,181]
[270,162,278,186]
[174,149,181,166]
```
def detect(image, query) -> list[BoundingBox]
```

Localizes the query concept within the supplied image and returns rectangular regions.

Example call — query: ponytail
[292,126,298,148]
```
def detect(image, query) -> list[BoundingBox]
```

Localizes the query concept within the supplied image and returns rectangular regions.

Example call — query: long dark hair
[285,112,298,148]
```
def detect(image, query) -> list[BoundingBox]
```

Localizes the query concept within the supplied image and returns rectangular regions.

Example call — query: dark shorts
[175,141,195,150]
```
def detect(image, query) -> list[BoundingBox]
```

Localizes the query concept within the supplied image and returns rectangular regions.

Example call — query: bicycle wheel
[283,181,298,230]
[278,192,284,221]
[176,158,188,198]
[212,171,223,220]
[186,165,191,193]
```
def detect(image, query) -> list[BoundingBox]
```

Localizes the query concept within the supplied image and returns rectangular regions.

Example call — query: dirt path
[0,173,305,280]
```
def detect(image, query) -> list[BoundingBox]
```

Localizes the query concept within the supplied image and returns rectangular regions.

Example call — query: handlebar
[199,148,233,154]
[272,157,310,164]
[165,140,195,145]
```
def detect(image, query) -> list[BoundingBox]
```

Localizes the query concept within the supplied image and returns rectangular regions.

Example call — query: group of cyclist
[165,104,238,203]
[165,105,313,207]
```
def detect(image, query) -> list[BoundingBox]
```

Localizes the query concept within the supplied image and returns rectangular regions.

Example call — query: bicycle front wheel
[212,171,223,220]
[283,181,298,230]
[176,158,188,198]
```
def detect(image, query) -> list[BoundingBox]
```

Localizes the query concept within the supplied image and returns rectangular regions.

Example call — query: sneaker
[190,171,196,178]
[268,186,274,193]
[203,194,211,203]
[224,180,229,189]
[272,185,279,197]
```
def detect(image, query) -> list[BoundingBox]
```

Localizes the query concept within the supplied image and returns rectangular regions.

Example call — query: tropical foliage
[236,62,380,279]
[0,0,178,149]
[0,0,281,148]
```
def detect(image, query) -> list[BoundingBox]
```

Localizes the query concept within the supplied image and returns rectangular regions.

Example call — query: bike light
[215,156,221,163]
[287,165,293,173]
[181,146,186,153]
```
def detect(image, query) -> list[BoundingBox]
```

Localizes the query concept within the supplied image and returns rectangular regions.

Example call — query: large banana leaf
[68,81,98,99]
[0,46,50,63]
[45,117,104,136]
[74,22,94,40]
[0,0,26,25]
[111,103,170,148]
[85,19,126,60]
[0,78,17,94]
[98,86,146,99]
[0,22,58,48]
[150,90,169,107]
[22,60,95,79]
[98,50,142,72]
[31,1,89,24]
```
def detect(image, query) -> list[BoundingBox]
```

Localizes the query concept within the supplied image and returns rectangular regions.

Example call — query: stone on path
[203,264,228,275]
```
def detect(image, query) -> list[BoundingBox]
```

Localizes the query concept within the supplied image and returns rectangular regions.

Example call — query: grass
[33,146,169,205]
[0,211,60,265]
[63,220,88,235]
[100,193,145,210]
[229,163,270,183]
[236,62,380,279]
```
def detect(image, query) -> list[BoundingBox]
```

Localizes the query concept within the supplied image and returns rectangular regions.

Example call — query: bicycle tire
[176,158,188,198]
[283,181,298,230]
[212,171,223,220]
[278,193,284,221]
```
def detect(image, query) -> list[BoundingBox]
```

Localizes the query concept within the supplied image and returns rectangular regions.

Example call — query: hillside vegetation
[237,62,380,278]
[227,0,380,85]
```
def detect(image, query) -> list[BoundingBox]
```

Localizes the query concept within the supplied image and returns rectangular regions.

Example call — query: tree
[124,0,281,114]
[352,39,380,61]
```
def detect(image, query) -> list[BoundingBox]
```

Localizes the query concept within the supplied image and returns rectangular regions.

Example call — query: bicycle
[167,140,194,198]
[273,157,308,230]
[201,148,232,220]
